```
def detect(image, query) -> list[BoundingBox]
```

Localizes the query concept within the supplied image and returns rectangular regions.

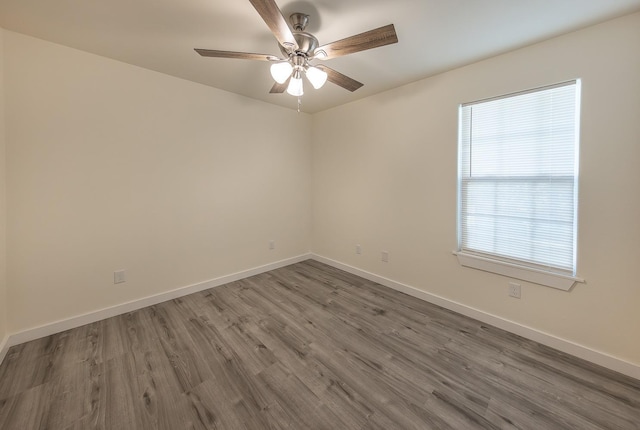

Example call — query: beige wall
[0,28,7,344]
[4,31,311,333]
[311,12,640,365]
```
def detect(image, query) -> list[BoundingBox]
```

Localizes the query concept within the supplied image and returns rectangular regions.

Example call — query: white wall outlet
[356,244,362,255]
[508,282,521,299]
[269,240,275,250]
[114,270,126,284]
[381,251,389,263]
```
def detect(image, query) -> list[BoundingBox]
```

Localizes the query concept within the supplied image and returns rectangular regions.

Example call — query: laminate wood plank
[262,271,435,363]
[131,350,191,429]
[263,280,448,401]
[423,389,500,430]
[0,325,100,403]
[1,259,639,429]
[0,346,54,400]
[447,325,639,428]
[146,303,216,393]
[198,284,252,327]
[186,379,252,430]
[492,348,640,428]
[245,314,396,429]
[498,332,640,406]
[255,361,346,430]
[0,383,53,429]
[117,308,161,355]
[278,262,476,342]
[40,359,98,429]
[183,318,275,417]
[222,321,278,376]
[260,264,639,429]
[307,346,432,429]
[175,298,289,429]
[239,291,412,429]
[103,354,144,429]
[440,346,614,429]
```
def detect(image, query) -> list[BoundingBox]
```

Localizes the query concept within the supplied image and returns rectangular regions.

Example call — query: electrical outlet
[269,240,275,250]
[356,244,362,255]
[381,251,389,263]
[508,282,521,299]
[114,270,126,284]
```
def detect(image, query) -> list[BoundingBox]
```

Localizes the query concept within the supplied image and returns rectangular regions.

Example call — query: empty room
[0,0,639,428]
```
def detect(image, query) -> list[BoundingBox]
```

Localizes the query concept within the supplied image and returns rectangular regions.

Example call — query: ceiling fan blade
[248,0,298,51]
[315,65,363,92]
[269,76,290,93]
[195,49,281,61]
[314,24,398,60]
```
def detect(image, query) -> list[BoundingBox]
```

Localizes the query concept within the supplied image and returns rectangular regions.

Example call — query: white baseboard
[5,253,312,352]
[311,253,640,381]
[0,335,9,365]
[4,252,638,381]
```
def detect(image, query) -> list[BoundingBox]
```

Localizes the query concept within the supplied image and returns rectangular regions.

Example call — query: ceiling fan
[195,0,398,97]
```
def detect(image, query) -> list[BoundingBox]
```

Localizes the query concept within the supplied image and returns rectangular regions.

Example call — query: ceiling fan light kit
[305,66,328,89]
[271,53,328,94]
[270,61,293,83]
[287,69,304,96]
[195,0,398,100]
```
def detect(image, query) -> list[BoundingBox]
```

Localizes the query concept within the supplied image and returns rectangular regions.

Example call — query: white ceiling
[1,0,640,113]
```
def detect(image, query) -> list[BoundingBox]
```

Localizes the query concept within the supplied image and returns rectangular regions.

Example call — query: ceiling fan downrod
[289,12,309,32]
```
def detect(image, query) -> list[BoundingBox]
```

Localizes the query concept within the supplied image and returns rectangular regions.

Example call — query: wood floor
[0,260,639,429]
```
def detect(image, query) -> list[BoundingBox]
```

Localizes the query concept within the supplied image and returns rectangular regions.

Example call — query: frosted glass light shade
[305,66,328,89]
[270,62,293,84]
[286,75,304,96]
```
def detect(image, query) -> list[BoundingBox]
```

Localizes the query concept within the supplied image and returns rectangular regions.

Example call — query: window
[456,81,582,290]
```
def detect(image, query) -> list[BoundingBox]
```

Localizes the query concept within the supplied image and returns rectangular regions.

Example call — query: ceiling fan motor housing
[278,13,319,57]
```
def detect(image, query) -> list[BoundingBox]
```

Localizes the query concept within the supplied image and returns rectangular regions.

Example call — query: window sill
[453,251,584,291]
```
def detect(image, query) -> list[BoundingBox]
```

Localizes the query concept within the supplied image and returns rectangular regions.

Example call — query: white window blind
[458,80,580,276]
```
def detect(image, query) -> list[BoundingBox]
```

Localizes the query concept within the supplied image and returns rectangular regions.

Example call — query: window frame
[455,81,584,291]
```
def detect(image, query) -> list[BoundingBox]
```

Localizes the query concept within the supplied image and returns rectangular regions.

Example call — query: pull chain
[297,97,302,113]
